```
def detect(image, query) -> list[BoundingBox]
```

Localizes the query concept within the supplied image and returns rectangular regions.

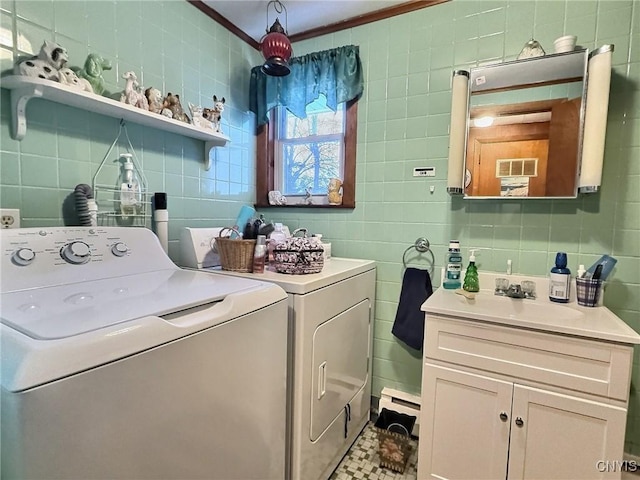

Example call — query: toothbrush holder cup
[576,277,603,307]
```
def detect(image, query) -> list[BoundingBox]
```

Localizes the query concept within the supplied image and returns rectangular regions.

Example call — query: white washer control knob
[61,242,91,265]
[12,248,35,266]
[111,242,128,257]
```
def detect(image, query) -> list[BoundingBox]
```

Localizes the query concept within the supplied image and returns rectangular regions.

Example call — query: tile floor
[329,422,418,480]
[330,422,640,480]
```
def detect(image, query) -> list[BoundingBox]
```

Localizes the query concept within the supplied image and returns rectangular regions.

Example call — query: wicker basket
[215,227,256,272]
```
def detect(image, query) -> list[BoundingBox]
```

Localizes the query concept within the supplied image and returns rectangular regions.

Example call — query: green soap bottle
[462,249,480,292]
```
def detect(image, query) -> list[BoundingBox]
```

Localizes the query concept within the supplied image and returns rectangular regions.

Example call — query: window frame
[255,98,358,208]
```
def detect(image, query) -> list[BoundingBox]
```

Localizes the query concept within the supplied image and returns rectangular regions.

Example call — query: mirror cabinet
[447,46,614,199]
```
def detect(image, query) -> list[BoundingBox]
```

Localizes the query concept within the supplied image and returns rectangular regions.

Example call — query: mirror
[463,50,587,198]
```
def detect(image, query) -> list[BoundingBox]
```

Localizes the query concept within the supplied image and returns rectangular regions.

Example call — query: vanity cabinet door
[507,384,627,480]
[418,363,512,480]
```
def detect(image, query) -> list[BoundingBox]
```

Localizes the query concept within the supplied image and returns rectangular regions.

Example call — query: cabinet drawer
[424,315,633,401]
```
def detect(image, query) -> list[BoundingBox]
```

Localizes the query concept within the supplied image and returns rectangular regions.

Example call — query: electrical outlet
[1,209,20,229]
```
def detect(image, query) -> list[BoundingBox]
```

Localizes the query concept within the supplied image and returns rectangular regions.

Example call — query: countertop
[422,285,640,345]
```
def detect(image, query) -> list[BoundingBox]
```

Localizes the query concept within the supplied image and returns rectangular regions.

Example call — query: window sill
[255,202,355,209]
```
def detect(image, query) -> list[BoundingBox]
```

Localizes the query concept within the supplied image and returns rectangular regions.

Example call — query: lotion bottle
[117,153,141,217]
[252,235,267,273]
[549,252,571,303]
[462,249,480,292]
[268,223,287,265]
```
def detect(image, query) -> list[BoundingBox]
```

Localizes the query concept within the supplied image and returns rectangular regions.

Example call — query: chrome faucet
[496,277,536,299]
[505,283,525,299]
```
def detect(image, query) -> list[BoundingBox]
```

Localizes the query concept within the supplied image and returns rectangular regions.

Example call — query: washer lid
[0,269,263,340]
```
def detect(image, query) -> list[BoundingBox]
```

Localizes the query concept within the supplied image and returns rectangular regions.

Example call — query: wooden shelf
[1,75,229,170]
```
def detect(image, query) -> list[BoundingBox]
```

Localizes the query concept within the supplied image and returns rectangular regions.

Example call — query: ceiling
[201,1,428,44]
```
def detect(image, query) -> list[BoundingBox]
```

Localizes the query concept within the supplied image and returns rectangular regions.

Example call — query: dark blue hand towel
[392,268,433,351]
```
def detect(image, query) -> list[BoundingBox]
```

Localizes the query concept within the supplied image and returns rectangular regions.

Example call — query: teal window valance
[249,45,363,126]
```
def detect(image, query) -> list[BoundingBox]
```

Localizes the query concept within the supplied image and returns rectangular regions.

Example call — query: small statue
[75,53,112,96]
[120,71,149,110]
[163,93,190,123]
[14,40,69,81]
[58,67,93,92]
[327,178,343,205]
[145,87,172,117]
[268,190,287,206]
[304,186,314,205]
[203,95,225,133]
[189,102,214,129]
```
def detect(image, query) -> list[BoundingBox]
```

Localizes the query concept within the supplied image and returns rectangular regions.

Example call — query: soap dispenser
[116,153,141,217]
[462,249,480,292]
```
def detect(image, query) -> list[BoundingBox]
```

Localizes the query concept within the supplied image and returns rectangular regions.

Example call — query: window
[256,98,358,208]
[275,95,344,197]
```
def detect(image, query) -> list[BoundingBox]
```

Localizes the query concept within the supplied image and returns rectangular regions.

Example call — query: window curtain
[249,45,363,126]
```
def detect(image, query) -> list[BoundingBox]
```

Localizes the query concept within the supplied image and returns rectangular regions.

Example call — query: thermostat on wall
[413,167,435,177]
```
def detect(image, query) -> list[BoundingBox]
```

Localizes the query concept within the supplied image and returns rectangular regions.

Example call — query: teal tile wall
[258,0,640,454]
[0,0,262,259]
[1,0,639,455]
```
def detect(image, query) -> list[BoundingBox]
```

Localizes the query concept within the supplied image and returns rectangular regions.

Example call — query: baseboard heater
[378,387,421,437]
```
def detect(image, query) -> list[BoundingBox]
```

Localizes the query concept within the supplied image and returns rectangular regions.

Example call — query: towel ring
[402,237,435,276]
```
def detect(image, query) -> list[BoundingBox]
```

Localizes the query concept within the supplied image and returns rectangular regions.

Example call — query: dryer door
[310,299,370,441]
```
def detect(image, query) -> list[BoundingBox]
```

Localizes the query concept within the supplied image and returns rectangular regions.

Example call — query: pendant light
[578,45,614,193]
[447,70,470,195]
[260,0,292,77]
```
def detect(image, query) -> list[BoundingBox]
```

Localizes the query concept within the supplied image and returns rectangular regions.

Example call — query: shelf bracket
[204,141,216,171]
[10,85,42,140]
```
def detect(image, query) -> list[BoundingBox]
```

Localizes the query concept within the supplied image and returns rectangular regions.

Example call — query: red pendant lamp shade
[260,2,292,76]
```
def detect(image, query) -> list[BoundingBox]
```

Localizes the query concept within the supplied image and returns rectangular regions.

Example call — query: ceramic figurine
[162,93,190,123]
[75,53,112,96]
[188,103,214,129]
[58,67,93,92]
[327,177,343,205]
[304,187,314,205]
[14,40,69,81]
[268,190,287,205]
[145,87,172,116]
[203,95,225,133]
[120,71,149,110]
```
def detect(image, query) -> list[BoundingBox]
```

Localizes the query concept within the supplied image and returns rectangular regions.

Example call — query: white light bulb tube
[448,70,470,195]
[578,45,613,193]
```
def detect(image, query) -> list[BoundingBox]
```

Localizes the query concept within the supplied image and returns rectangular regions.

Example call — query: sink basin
[450,291,584,322]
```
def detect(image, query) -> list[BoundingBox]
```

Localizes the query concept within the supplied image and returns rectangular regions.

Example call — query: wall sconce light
[447,70,470,195]
[578,45,614,193]
[260,0,293,77]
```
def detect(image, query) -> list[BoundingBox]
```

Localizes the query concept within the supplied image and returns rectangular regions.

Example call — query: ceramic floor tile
[329,422,418,480]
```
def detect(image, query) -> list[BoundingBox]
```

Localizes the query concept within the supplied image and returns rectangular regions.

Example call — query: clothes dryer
[181,228,376,480]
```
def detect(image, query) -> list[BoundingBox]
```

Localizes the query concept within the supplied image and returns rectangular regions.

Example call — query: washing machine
[181,228,376,480]
[1,226,289,480]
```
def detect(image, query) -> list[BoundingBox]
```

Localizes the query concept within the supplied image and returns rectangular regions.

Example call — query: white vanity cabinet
[417,287,640,480]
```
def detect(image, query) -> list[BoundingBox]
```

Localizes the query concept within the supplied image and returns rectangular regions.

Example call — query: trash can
[374,408,417,473]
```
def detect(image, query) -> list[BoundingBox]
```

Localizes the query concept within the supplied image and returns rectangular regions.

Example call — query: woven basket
[216,227,256,272]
